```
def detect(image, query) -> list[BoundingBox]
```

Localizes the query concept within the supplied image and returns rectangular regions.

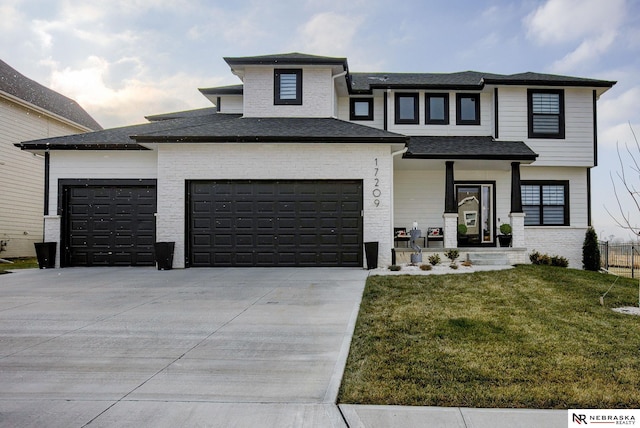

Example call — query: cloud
[550,31,617,73]
[297,12,363,55]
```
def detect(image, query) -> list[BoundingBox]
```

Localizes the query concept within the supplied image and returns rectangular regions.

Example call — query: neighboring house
[0,59,101,258]
[16,53,615,268]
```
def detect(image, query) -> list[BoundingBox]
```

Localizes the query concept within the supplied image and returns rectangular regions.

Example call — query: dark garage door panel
[188,180,363,267]
[65,184,156,266]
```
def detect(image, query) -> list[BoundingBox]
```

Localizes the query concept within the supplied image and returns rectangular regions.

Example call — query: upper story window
[521,181,569,226]
[425,93,449,125]
[274,69,302,105]
[456,93,480,125]
[350,98,374,121]
[528,89,565,139]
[394,93,419,124]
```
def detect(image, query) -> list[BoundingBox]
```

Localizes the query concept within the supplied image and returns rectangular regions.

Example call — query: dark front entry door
[62,181,156,266]
[456,183,495,246]
[187,180,363,267]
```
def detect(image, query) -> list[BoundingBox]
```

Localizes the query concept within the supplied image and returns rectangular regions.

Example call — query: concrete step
[467,252,511,266]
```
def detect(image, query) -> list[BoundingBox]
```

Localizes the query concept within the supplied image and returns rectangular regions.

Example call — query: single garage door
[188,180,363,267]
[62,180,156,266]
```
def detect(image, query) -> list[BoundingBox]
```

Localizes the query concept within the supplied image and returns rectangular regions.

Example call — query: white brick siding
[156,143,395,268]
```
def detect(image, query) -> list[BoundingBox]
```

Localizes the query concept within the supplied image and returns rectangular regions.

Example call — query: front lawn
[339,265,640,409]
[0,257,39,274]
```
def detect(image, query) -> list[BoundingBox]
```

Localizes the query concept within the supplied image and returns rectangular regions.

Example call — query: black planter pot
[364,241,378,270]
[498,235,512,247]
[154,242,175,270]
[34,242,56,269]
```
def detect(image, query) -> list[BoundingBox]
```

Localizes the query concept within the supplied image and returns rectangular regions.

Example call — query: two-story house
[1,59,101,259]
[16,53,615,269]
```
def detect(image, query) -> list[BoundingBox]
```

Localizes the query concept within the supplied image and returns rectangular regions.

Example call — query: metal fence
[599,241,640,278]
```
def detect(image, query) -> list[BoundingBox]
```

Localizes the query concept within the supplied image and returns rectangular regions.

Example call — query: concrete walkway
[0,267,567,427]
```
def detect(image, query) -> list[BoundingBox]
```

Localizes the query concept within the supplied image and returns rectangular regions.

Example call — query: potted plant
[457,223,468,246]
[498,223,512,247]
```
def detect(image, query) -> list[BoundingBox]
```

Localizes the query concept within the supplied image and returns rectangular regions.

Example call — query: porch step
[467,252,511,266]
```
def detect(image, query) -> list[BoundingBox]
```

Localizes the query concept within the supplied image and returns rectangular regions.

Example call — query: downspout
[332,70,348,118]
[390,146,408,261]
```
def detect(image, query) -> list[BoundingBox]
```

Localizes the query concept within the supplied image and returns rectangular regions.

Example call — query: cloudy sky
[2,0,639,240]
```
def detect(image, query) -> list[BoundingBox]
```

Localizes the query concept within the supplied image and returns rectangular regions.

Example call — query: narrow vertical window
[528,89,564,138]
[456,93,480,125]
[274,69,302,105]
[394,93,419,124]
[425,93,449,124]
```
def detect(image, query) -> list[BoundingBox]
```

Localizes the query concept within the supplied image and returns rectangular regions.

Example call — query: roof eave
[131,135,408,144]
[483,78,617,88]
[404,153,538,161]
[15,142,150,151]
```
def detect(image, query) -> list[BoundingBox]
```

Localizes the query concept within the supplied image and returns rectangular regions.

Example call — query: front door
[456,183,494,246]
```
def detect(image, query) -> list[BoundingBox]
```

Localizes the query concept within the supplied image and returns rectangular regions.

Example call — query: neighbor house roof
[16,111,407,150]
[0,59,102,131]
[405,136,538,161]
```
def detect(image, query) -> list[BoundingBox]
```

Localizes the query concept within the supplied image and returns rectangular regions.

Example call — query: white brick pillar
[443,213,459,248]
[510,212,525,248]
[43,215,61,268]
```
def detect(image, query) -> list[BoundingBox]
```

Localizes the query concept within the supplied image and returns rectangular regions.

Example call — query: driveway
[0,267,367,427]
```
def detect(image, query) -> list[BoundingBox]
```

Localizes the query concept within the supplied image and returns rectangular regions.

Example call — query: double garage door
[187,180,363,267]
[63,179,363,268]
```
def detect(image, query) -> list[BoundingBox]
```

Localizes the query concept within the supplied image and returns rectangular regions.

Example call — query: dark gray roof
[406,136,538,161]
[350,71,615,93]
[0,59,102,130]
[17,112,407,149]
[146,107,218,121]
[224,52,348,69]
[198,84,244,96]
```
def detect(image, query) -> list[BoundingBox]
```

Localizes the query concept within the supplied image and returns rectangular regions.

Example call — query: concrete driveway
[0,267,367,427]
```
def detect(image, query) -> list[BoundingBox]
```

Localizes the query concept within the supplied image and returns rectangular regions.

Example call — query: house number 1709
[373,158,381,206]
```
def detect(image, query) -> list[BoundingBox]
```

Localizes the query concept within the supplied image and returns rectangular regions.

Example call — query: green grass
[0,257,39,274]
[338,265,640,409]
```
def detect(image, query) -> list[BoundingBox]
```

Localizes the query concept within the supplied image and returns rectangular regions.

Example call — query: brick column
[443,213,459,248]
[510,212,525,248]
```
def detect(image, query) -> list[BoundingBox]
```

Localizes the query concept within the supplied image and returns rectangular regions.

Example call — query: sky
[2,0,640,240]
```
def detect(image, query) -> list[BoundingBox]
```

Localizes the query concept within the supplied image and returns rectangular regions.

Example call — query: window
[456,93,480,125]
[274,69,302,105]
[425,93,449,124]
[528,89,565,138]
[394,93,419,124]
[350,98,373,120]
[521,181,569,226]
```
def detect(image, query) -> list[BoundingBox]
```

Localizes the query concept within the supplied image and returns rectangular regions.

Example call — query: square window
[349,98,374,120]
[528,89,565,139]
[425,93,449,124]
[274,69,302,105]
[394,93,419,124]
[456,93,480,125]
[521,181,569,226]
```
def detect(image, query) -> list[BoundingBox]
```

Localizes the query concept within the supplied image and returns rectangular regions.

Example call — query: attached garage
[60,179,157,267]
[187,180,363,267]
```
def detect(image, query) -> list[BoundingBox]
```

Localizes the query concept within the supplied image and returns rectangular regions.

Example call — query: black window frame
[521,180,570,226]
[528,89,565,139]
[349,98,374,121]
[456,93,481,125]
[274,69,302,105]
[394,92,419,124]
[425,93,449,125]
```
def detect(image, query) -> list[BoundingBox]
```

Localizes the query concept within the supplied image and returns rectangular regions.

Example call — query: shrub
[420,264,432,271]
[499,223,512,235]
[551,256,569,268]
[444,249,459,262]
[450,263,459,270]
[461,260,472,267]
[388,265,402,271]
[529,250,568,268]
[428,254,441,266]
[582,227,601,271]
[457,223,468,235]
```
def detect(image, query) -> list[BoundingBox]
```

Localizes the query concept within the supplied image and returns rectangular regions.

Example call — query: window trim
[521,180,570,226]
[528,89,565,139]
[349,98,374,121]
[274,69,302,105]
[394,92,419,124]
[425,93,450,125]
[456,93,481,125]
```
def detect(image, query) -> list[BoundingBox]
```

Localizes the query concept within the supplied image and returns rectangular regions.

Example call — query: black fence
[599,241,640,278]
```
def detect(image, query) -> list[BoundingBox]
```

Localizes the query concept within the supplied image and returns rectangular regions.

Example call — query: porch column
[443,161,458,248]
[510,162,525,248]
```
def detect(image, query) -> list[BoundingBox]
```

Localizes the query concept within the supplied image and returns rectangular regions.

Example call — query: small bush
[499,223,512,235]
[388,265,402,271]
[428,254,441,266]
[457,224,468,235]
[582,227,601,271]
[450,263,459,270]
[444,249,459,262]
[420,264,432,271]
[529,250,568,268]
